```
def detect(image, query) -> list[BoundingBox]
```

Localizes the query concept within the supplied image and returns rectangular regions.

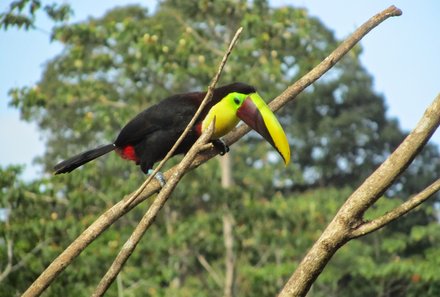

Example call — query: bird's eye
[233,97,240,105]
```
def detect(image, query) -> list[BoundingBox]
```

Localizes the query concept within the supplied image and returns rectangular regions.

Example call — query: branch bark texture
[23,5,404,297]
[23,26,242,297]
[92,122,215,297]
[350,177,440,238]
[124,27,243,208]
[277,92,439,296]
[92,27,244,295]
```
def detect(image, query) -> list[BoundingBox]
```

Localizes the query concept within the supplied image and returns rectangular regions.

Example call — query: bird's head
[202,83,290,165]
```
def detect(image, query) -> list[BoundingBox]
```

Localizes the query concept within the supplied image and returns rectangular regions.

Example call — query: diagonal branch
[340,93,440,222]
[0,240,46,283]
[196,253,224,288]
[278,93,439,297]
[92,27,244,295]
[10,242,46,274]
[0,238,13,283]
[224,6,403,147]
[92,121,215,297]
[223,211,235,297]
[123,27,243,208]
[22,6,399,296]
[350,178,440,238]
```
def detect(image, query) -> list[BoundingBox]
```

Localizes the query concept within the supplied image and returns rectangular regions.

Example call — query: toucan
[54,82,290,176]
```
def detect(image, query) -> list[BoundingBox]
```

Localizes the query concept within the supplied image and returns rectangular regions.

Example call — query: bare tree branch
[10,242,46,274]
[221,155,236,297]
[223,6,403,152]
[92,27,244,295]
[277,92,439,297]
[197,253,224,288]
[223,211,235,297]
[22,6,400,296]
[350,178,440,238]
[92,120,215,297]
[124,27,243,208]
[0,240,45,283]
[0,238,13,283]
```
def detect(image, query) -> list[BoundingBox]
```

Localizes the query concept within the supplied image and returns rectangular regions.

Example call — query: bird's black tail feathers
[54,144,116,174]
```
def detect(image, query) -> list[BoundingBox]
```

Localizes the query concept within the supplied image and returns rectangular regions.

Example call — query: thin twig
[196,253,224,288]
[10,242,46,274]
[124,27,243,208]
[225,6,403,147]
[92,120,215,297]
[92,27,244,296]
[350,178,440,238]
[223,212,235,297]
[0,238,13,283]
[0,240,46,283]
[22,7,394,296]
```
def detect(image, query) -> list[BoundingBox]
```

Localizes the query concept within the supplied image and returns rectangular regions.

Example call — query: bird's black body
[54,83,256,174]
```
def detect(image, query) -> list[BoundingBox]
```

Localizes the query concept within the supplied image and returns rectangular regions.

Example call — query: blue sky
[1,1,439,180]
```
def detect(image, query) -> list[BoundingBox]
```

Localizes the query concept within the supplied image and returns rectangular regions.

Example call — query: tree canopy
[1,1,439,296]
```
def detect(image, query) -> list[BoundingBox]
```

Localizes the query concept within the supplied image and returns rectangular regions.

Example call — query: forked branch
[278,94,439,296]
[350,177,440,238]
[23,6,403,297]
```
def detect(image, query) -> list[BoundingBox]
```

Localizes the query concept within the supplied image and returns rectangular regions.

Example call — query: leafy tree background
[1,1,440,296]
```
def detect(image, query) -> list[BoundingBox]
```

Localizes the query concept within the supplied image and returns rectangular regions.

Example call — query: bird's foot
[147,169,166,187]
[212,139,230,156]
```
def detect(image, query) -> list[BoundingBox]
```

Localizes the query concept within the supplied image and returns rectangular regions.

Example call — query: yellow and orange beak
[237,93,290,165]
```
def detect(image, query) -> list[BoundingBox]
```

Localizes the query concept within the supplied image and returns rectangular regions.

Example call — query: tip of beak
[279,147,290,166]
[239,93,291,167]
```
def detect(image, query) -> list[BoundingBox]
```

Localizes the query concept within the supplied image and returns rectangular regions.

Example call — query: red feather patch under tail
[116,145,140,163]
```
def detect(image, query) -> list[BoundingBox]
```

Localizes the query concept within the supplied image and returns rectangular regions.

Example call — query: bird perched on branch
[54,82,290,177]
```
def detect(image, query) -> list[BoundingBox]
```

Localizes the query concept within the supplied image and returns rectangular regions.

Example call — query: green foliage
[0,0,72,30]
[1,0,439,296]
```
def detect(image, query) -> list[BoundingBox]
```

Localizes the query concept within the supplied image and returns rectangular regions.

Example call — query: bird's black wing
[114,93,202,147]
